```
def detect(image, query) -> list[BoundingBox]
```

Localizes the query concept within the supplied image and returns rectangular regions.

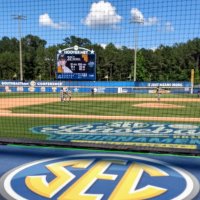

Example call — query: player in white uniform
[67,89,72,102]
[156,86,161,101]
[60,87,64,102]
[57,54,73,73]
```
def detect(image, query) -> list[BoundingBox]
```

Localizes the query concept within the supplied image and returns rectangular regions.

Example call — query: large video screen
[56,50,96,80]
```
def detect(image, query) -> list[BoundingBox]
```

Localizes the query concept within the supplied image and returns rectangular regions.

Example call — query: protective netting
[0,0,200,154]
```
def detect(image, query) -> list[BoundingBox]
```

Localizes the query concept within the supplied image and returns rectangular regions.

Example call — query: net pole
[191,69,194,94]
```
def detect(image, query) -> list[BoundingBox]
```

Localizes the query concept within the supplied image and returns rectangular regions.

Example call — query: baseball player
[60,87,64,102]
[57,54,73,73]
[64,87,68,101]
[67,89,72,102]
[198,89,200,98]
[156,86,161,101]
[91,88,94,96]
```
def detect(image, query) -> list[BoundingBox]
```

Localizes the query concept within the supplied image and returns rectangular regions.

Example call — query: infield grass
[0,115,199,141]
[11,100,200,118]
[0,117,101,139]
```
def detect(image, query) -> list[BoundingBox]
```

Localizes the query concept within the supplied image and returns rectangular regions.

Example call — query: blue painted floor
[0,145,199,200]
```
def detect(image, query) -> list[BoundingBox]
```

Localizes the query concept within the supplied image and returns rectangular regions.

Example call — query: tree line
[0,35,200,83]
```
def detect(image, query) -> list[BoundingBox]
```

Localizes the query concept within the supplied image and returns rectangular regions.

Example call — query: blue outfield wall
[0,80,192,94]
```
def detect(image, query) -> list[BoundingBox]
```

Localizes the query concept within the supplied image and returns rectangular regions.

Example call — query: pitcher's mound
[134,103,185,109]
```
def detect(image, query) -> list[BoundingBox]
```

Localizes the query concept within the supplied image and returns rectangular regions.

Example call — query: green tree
[63,36,92,48]
[0,51,19,79]
[22,35,47,80]
[136,50,148,81]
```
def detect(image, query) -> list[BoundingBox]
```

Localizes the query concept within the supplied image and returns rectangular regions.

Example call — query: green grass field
[11,101,200,118]
[1,92,200,143]
[2,115,197,141]
[0,117,102,139]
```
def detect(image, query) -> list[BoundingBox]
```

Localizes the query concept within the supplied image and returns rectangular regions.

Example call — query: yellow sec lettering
[25,159,93,198]
[109,163,168,200]
[58,160,126,200]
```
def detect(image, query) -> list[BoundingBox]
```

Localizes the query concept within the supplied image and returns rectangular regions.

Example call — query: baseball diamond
[0,91,200,154]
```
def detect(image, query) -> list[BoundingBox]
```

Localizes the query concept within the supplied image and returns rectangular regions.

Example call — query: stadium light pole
[12,15,26,81]
[131,18,144,82]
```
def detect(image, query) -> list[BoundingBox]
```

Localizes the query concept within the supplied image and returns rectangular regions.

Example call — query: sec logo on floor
[0,153,199,200]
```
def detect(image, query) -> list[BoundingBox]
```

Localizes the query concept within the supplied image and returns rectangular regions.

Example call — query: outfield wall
[0,80,192,94]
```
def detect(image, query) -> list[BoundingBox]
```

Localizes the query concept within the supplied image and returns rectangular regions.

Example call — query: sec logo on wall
[0,154,199,200]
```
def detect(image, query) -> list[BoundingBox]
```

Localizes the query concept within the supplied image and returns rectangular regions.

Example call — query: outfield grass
[11,100,200,118]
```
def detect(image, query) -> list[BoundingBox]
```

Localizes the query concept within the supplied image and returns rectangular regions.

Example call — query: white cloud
[131,8,144,23]
[144,17,158,26]
[131,8,158,26]
[39,13,69,29]
[100,43,107,49]
[164,21,174,32]
[83,1,122,28]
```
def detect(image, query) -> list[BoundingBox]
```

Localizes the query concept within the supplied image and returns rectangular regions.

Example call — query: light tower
[12,15,26,81]
[131,17,144,81]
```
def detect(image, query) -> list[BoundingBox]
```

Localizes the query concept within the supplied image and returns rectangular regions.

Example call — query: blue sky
[0,0,200,49]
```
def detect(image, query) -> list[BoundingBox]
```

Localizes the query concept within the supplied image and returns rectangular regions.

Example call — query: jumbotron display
[56,45,96,80]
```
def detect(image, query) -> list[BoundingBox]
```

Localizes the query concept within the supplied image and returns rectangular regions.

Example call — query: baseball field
[0,92,200,142]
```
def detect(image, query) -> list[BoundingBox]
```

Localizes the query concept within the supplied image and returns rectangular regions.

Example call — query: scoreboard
[56,46,96,80]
